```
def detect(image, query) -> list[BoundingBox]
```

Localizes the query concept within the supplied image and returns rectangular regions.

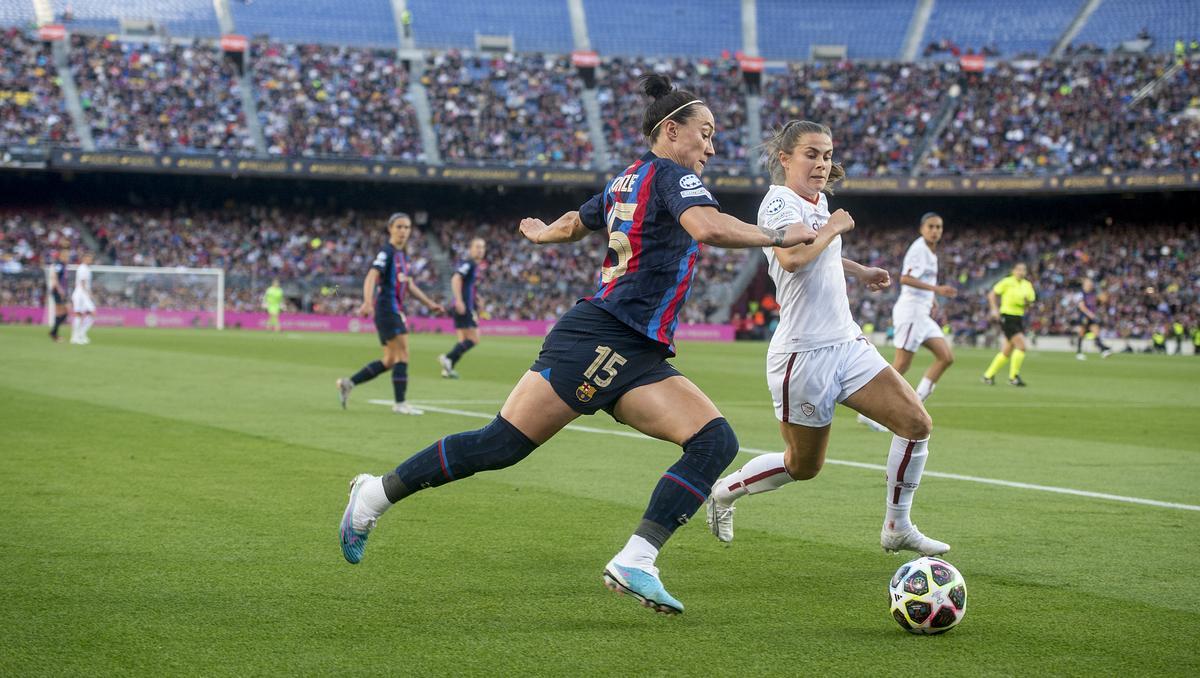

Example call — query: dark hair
[386,212,411,232]
[639,73,704,142]
[919,212,942,226]
[760,120,845,193]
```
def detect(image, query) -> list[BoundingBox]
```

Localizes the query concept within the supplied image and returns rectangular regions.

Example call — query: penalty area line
[368,400,1200,513]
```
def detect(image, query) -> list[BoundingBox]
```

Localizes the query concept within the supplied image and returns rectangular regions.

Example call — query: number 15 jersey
[578,151,720,352]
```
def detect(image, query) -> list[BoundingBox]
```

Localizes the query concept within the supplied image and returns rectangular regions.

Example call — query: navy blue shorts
[530,301,681,416]
[375,310,407,345]
[452,310,478,329]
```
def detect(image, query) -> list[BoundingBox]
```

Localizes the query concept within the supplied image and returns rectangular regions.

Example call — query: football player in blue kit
[338,74,818,615]
[439,236,486,379]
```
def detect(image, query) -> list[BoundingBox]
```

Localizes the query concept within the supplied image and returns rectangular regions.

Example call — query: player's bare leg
[844,368,948,556]
[709,422,831,542]
[602,376,738,614]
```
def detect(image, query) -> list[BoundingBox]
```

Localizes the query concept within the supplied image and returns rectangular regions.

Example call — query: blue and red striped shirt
[578,151,720,352]
[371,243,409,315]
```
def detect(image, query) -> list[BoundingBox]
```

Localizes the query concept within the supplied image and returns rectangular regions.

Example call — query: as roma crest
[576,383,597,403]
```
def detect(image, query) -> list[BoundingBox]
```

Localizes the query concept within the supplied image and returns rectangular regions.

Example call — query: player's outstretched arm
[772,208,854,272]
[900,274,957,297]
[408,281,445,315]
[679,206,817,249]
[843,258,891,291]
[520,211,591,244]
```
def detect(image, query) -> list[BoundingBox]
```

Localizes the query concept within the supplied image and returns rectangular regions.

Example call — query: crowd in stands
[4,23,1200,178]
[4,203,1195,343]
[760,60,955,177]
[923,56,1200,175]
[254,41,423,160]
[69,34,253,153]
[598,57,747,172]
[426,50,590,167]
[0,27,70,147]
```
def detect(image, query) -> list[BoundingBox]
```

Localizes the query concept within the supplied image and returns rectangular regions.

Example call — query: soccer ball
[888,556,967,634]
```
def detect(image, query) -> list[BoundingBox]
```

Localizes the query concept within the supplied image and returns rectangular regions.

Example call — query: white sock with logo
[915,377,935,402]
[712,453,794,504]
[885,436,929,532]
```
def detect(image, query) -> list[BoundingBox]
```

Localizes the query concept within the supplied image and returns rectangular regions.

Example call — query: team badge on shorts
[800,402,816,417]
[576,383,597,403]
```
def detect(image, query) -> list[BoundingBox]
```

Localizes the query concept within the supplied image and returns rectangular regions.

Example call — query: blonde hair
[761,120,845,194]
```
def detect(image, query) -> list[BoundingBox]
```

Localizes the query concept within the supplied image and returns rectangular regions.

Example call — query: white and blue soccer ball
[888,556,967,634]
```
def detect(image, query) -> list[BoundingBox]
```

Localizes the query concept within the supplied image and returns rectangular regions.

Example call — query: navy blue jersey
[52,261,67,290]
[454,259,478,313]
[1081,291,1098,315]
[577,151,720,349]
[371,243,409,315]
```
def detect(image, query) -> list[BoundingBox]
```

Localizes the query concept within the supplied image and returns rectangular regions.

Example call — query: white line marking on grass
[369,400,1200,513]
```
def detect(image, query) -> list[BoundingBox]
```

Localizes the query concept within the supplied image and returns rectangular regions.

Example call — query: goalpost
[45,264,225,330]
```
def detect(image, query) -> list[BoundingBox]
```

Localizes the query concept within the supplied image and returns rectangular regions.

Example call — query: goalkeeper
[263,279,284,332]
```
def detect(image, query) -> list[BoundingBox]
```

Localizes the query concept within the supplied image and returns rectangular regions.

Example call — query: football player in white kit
[706,121,949,556]
[858,212,957,432]
[70,253,96,345]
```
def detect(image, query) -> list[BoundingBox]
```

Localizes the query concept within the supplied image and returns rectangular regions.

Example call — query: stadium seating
[757,0,913,60]
[0,26,70,147]
[1073,0,1200,54]
[922,0,1075,58]
[253,41,422,160]
[231,0,396,48]
[426,50,591,167]
[407,0,572,54]
[69,34,252,153]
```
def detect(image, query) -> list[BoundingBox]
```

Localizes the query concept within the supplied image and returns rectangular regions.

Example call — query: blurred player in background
[263,278,284,333]
[1074,278,1112,360]
[859,212,957,432]
[70,253,96,345]
[439,237,486,379]
[48,249,70,342]
[983,262,1036,386]
[337,74,819,615]
[705,121,949,557]
[336,213,444,415]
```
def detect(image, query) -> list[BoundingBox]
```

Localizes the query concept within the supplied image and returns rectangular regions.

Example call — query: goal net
[44,265,225,330]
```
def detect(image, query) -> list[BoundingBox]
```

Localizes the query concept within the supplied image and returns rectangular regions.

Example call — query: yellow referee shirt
[993,276,1035,316]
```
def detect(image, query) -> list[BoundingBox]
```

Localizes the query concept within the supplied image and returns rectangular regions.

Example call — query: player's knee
[683,417,740,473]
[940,352,955,368]
[381,356,397,368]
[902,408,933,440]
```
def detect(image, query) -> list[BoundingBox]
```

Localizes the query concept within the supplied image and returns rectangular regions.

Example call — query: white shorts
[767,337,890,427]
[71,291,95,313]
[893,316,943,353]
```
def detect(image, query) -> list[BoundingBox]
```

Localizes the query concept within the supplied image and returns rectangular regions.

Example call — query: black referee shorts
[1000,314,1025,339]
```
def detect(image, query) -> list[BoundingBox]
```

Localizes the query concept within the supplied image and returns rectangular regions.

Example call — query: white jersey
[892,237,937,323]
[760,185,861,353]
[73,263,92,298]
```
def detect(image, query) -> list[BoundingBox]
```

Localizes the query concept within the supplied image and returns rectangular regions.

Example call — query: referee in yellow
[983,262,1036,386]
[263,278,284,333]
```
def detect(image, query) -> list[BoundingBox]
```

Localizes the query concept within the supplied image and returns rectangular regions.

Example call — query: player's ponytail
[640,73,703,143]
[760,120,845,195]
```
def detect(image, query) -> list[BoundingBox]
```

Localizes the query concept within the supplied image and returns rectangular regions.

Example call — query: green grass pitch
[2,325,1198,676]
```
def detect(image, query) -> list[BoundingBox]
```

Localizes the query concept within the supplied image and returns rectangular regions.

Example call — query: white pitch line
[368,400,1200,513]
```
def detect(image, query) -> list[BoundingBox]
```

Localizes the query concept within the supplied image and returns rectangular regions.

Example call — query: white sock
[613,534,659,570]
[916,378,935,402]
[885,435,929,532]
[712,452,793,504]
[352,476,392,531]
[82,315,95,339]
[71,316,81,341]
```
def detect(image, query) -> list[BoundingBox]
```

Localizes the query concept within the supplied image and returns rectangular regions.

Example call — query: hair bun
[639,73,673,100]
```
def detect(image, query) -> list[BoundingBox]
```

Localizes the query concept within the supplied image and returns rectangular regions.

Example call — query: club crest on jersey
[765,197,785,215]
[576,382,597,403]
[800,402,816,417]
[679,174,702,189]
